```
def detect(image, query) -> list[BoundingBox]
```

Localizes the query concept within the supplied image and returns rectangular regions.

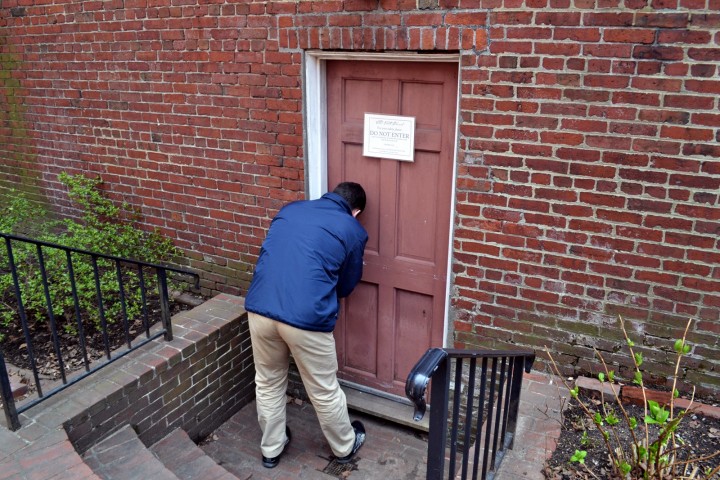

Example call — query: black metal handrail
[406,347,536,480]
[0,232,199,431]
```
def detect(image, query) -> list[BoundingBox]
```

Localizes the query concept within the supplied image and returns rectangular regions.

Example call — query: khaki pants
[248,312,355,458]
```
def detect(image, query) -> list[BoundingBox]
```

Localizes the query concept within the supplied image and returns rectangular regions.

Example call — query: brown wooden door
[327,60,458,397]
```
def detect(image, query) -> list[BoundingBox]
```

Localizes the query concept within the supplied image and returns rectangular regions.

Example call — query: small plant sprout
[571,449,587,464]
[634,352,643,367]
[570,385,579,398]
[645,400,669,425]
[580,430,589,446]
[674,339,691,355]
[570,449,604,480]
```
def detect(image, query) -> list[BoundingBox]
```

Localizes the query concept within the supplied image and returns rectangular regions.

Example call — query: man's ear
[352,209,362,218]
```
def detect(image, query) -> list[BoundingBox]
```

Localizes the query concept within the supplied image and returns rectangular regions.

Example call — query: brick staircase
[151,429,244,480]
[83,425,179,480]
[83,425,244,480]
[77,398,431,480]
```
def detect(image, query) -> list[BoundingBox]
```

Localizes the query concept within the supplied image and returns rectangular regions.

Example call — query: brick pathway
[494,372,568,480]
[200,398,429,480]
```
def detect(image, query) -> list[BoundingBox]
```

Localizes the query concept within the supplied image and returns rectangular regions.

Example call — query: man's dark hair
[333,182,366,212]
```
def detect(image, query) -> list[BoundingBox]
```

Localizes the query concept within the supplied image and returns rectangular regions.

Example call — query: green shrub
[0,191,44,235]
[0,173,180,342]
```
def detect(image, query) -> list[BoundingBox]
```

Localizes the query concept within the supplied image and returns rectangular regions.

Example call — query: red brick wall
[1,0,718,398]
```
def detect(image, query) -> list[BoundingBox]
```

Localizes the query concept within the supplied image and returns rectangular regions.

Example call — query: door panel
[343,282,379,374]
[398,151,441,262]
[341,144,381,252]
[395,289,434,384]
[327,60,458,396]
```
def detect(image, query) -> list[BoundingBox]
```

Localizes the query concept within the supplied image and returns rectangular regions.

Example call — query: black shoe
[262,426,291,468]
[336,420,365,464]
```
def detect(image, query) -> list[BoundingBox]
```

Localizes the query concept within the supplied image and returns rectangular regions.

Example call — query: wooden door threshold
[340,381,430,432]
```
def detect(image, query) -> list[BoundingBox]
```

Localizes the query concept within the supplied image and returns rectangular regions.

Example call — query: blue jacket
[245,192,368,332]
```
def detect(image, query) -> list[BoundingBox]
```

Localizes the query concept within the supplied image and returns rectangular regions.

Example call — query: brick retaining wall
[63,293,254,453]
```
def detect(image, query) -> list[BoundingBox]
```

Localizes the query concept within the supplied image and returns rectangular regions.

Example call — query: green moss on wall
[0,31,46,210]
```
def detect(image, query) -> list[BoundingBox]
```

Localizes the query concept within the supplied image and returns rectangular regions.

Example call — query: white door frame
[302,51,461,347]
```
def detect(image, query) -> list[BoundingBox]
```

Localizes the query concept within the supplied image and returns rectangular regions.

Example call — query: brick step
[150,428,244,480]
[83,425,178,480]
[0,425,100,480]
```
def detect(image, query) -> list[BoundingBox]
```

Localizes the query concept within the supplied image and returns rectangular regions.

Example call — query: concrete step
[150,428,244,480]
[342,382,430,432]
[83,424,178,480]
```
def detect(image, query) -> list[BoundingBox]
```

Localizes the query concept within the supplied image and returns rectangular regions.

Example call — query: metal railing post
[448,357,464,477]
[480,357,499,480]
[505,356,526,449]
[66,251,91,372]
[156,268,173,341]
[5,237,43,397]
[426,355,450,480]
[0,349,21,431]
[36,244,67,384]
[460,357,477,480]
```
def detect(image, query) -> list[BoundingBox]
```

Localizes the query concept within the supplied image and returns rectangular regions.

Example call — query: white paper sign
[363,113,416,162]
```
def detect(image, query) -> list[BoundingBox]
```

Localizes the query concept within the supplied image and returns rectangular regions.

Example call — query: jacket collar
[321,192,352,215]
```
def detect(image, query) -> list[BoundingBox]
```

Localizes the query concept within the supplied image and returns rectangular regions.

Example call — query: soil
[544,392,720,480]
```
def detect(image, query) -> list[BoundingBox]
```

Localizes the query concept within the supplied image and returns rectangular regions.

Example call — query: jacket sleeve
[336,236,367,298]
